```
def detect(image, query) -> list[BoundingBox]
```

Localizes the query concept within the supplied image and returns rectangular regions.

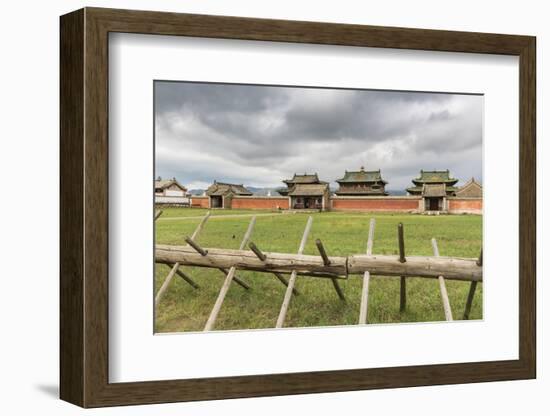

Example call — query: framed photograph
[60,7,536,407]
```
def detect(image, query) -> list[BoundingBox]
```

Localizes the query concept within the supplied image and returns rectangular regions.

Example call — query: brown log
[156,245,347,279]
[155,248,482,281]
[348,254,481,281]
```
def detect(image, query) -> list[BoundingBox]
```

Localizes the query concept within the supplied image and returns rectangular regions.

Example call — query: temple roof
[206,181,253,196]
[336,166,387,184]
[406,185,458,194]
[283,173,326,185]
[455,177,483,197]
[154,178,187,191]
[412,169,458,185]
[422,183,447,197]
[287,183,329,196]
[335,188,388,196]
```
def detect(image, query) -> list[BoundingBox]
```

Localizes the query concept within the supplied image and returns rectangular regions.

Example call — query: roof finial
[360,165,365,171]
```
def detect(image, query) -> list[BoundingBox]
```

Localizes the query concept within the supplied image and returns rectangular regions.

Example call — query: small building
[455,178,483,198]
[288,183,330,210]
[154,177,189,206]
[205,181,253,209]
[407,170,459,212]
[278,173,330,210]
[335,166,388,196]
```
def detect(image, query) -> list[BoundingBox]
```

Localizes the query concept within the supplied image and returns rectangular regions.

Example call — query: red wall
[231,197,289,210]
[331,197,420,211]
[190,196,209,208]
[448,198,482,214]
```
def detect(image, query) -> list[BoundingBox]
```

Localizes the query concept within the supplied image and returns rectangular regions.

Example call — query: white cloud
[155,81,482,191]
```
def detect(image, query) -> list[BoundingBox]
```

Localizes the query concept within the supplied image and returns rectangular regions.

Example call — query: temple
[205,181,252,209]
[335,166,388,196]
[278,173,330,210]
[407,170,459,212]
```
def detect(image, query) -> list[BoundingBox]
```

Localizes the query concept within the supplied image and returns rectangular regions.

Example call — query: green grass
[155,209,482,332]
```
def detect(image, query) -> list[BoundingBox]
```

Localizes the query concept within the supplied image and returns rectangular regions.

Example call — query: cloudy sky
[155,81,483,191]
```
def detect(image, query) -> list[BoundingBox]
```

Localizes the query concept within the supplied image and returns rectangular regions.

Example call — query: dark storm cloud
[154,81,482,190]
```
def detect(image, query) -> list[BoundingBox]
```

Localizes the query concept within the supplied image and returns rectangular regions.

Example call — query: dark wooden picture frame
[60,7,536,408]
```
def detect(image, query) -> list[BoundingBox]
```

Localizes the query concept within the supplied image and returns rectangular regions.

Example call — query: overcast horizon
[155,81,483,191]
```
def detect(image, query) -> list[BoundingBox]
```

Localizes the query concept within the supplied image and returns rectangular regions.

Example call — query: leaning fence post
[431,238,453,321]
[249,242,299,295]
[464,249,482,319]
[155,211,210,307]
[276,216,313,328]
[398,223,407,313]
[359,218,376,324]
[204,216,257,331]
[316,239,345,300]
[187,233,250,289]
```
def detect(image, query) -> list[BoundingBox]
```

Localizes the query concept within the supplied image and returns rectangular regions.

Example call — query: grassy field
[155,208,482,332]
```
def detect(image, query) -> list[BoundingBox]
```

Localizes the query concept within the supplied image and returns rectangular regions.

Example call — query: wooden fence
[154,210,482,331]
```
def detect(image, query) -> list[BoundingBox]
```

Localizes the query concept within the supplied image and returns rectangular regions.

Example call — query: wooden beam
[204,217,257,331]
[156,246,482,281]
[156,246,345,278]
[276,216,313,328]
[359,218,376,324]
[316,239,345,301]
[431,238,453,321]
[398,223,407,313]
[154,211,211,307]
[347,255,481,281]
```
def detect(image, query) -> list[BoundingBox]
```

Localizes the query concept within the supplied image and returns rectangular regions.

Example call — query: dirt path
[157,212,285,220]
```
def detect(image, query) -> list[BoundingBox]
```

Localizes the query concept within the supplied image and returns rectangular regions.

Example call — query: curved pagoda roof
[154,177,187,192]
[336,166,387,184]
[206,181,253,196]
[283,173,327,185]
[287,183,329,196]
[411,169,458,186]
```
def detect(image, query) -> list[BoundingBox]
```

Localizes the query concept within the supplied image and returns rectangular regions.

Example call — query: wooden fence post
[431,238,453,321]
[464,249,482,319]
[204,216,257,331]
[249,242,299,295]
[315,239,345,300]
[276,216,313,328]
[154,211,211,307]
[398,223,407,313]
[359,218,376,324]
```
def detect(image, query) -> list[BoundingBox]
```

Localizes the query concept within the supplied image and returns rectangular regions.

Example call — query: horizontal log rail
[155,245,482,282]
